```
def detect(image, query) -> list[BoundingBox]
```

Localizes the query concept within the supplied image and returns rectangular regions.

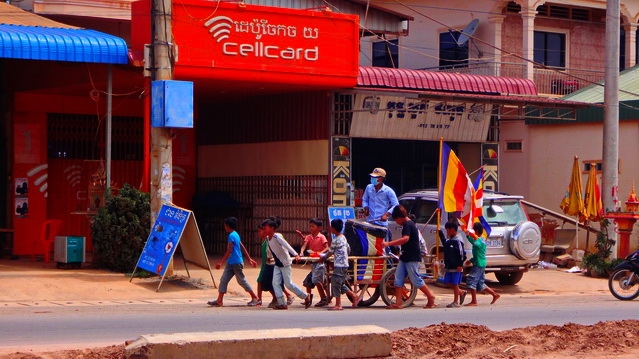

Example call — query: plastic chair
[32,219,63,263]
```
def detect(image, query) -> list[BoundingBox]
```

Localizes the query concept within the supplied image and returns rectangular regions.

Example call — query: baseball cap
[369,168,387,177]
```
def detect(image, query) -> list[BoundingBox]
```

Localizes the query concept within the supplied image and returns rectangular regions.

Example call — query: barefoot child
[321,219,359,310]
[461,222,500,306]
[297,218,330,307]
[263,218,312,310]
[255,223,294,307]
[442,221,466,308]
[208,217,259,307]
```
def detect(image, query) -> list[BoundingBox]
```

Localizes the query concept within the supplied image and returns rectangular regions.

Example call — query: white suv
[389,189,541,285]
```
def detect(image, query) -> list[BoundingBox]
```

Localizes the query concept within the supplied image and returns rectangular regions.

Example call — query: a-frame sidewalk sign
[131,203,216,292]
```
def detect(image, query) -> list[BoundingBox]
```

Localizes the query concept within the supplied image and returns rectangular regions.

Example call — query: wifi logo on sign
[26,164,49,198]
[64,165,82,187]
[204,16,233,42]
[173,165,186,193]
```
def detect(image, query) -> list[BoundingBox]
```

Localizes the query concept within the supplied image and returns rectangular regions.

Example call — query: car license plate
[486,238,503,247]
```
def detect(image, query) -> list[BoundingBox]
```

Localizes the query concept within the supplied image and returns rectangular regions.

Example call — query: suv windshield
[483,200,528,226]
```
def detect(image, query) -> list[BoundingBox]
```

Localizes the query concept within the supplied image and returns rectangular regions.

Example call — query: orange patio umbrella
[560,156,585,218]
[559,156,584,249]
[583,163,603,252]
[583,163,603,222]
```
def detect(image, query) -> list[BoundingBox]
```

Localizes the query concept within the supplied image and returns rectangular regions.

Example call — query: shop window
[505,141,522,152]
[584,161,621,174]
[48,113,143,160]
[439,31,468,68]
[534,31,565,68]
[372,39,398,68]
[333,93,353,136]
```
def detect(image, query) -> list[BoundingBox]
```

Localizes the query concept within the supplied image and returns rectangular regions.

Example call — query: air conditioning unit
[54,236,86,269]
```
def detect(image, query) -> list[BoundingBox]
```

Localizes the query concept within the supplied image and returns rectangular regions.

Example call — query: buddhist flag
[438,141,474,228]
[471,167,492,236]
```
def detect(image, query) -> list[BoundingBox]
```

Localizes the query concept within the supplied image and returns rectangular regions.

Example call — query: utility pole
[603,0,620,258]
[151,0,174,271]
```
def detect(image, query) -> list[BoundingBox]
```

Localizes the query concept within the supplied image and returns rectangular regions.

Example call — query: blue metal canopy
[0,24,128,64]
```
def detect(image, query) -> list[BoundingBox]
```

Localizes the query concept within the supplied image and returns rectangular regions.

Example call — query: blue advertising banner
[137,204,190,276]
[131,203,215,292]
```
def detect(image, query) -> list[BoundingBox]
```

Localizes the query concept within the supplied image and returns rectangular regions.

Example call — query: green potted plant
[581,218,618,277]
[91,184,151,273]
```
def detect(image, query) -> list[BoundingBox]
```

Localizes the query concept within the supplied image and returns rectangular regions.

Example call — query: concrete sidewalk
[0,254,610,307]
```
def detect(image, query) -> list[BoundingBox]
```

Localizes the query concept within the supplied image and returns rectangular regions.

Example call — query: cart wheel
[380,267,418,307]
[347,283,380,307]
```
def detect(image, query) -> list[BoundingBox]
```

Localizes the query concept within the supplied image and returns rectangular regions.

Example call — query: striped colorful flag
[438,141,474,228]
[471,167,492,236]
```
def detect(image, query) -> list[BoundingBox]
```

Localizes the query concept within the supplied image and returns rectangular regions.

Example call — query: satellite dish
[455,19,479,46]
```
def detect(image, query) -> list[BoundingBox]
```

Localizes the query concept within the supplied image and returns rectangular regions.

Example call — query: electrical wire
[386,0,639,101]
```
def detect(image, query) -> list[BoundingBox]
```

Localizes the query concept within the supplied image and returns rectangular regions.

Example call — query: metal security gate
[47,113,143,251]
[196,175,329,256]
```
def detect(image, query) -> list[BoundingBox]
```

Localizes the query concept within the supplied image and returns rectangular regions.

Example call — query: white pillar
[487,14,505,76]
[623,23,637,68]
[603,0,620,258]
[521,8,537,81]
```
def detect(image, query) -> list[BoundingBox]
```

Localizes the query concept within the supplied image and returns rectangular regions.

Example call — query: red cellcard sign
[169,0,359,88]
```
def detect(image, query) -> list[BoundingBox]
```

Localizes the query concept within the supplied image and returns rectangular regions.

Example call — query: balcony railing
[422,62,604,96]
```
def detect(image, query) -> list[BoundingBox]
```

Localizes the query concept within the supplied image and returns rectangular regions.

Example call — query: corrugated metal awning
[0,3,128,64]
[358,66,538,96]
[563,65,639,103]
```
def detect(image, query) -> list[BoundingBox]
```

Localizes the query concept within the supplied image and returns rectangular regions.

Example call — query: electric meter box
[54,236,85,268]
[151,80,194,128]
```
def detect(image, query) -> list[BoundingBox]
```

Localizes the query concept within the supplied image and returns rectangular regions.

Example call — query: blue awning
[0,24,128,64]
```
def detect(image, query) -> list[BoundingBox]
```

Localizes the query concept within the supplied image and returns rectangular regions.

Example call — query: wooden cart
[302,253,437,308]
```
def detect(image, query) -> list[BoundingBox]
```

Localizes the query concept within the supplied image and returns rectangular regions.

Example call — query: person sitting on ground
[442,220,466,308]
[208,217,259,307]
[461,222,500,306]
[381,205,437,309]
[297,218,330,307]
[321,219,360,310]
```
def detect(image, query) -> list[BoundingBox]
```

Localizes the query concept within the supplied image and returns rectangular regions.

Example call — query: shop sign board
[132,0,359,89]
[328,206,356,236]
[350,94,492,142]
[331,137,352,206]
[481,143,499,192]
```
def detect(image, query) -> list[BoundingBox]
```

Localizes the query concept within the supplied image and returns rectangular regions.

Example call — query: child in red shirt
[297,218,330,307]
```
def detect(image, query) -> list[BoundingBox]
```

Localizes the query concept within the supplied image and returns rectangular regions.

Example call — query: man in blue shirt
[362,167,399,228]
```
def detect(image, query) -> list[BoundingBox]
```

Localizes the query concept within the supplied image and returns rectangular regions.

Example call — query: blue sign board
[137,204,190,276]
[328,206,355,235]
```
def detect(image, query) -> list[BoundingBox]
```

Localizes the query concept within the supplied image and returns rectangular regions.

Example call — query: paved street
[0,254,622,354]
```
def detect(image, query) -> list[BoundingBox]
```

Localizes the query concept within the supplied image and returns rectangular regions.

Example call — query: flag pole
[468,165,484,178]
[436,138,443,260]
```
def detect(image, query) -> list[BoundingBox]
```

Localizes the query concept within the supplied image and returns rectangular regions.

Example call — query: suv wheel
[494,271,524,285]
[510,221,541,260]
